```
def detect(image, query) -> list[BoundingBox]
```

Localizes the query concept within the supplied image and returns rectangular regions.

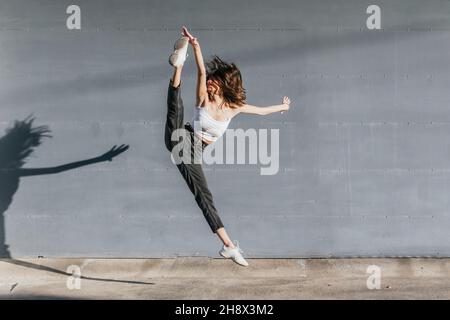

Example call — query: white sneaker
[169,36,189,67]
[219,241,249,267]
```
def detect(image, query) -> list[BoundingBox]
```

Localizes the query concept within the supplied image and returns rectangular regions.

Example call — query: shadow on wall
[0,117,129,258]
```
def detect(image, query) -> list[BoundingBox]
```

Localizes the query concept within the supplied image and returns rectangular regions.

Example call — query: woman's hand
[281,96,291,113]
[182,26,199,46]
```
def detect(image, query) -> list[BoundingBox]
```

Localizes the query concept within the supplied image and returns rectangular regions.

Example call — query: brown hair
[206,56,246,108]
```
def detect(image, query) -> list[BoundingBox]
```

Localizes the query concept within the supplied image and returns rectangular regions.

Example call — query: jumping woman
[165,26,291,266]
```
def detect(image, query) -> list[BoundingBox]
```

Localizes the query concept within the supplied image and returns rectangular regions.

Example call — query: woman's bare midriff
[194,132,213,145]
[201,137,213,145]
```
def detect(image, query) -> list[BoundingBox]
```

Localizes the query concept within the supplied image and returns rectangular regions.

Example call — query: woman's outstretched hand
[281,96,291,113]
[181,26,198,45]
[98,144,129,162]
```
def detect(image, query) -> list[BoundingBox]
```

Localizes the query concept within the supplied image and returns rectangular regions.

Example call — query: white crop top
[192,106,231,143]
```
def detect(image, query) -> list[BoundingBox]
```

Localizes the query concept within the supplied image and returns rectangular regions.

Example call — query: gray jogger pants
[164,80,224,233]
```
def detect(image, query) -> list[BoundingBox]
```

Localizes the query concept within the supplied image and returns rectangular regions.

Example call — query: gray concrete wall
[1,0,450,257]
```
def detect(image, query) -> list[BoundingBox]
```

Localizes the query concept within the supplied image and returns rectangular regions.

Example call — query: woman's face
[206,79,220,95]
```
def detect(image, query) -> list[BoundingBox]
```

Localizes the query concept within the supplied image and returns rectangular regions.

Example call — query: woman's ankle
[170,79,181,89]
[225,241,235,249]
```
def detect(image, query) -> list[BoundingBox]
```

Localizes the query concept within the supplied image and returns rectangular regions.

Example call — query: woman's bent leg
[215,227,235,248]
[176,162,225,234]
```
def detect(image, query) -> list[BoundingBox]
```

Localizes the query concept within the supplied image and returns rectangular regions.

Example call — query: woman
[165,26,292,266]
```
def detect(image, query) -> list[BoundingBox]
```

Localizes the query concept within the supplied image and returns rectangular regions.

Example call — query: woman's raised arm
[182,26,208,106]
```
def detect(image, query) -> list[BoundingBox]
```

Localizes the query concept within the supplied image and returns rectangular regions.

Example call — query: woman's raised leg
[165,66,184,152]
[171,65,182,88]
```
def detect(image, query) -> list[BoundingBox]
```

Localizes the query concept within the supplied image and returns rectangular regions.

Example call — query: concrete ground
[0,258,449,299]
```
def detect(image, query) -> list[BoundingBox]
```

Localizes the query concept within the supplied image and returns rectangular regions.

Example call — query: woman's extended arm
[182,26,208,106]
[239,96,291,116]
